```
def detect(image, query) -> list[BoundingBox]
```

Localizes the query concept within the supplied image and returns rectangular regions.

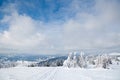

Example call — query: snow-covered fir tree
[63,52,73,68]
[72,52,79,67]
[95,54,112,69]
[78,51,87,68]
[63,51,87,68]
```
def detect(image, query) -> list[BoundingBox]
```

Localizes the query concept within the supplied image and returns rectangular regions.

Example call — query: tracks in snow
[29,67,58,80]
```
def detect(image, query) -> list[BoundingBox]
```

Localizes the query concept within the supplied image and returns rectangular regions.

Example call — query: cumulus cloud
[0,4,64,54]
[0,7,47,53]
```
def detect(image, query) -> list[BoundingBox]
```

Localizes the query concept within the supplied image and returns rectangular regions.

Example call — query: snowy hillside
[0,54,56,68]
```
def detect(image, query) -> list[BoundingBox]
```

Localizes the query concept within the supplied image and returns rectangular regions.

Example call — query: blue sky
[0,0,120,54]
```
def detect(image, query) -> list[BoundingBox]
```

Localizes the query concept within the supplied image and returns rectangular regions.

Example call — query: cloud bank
[0,0,120,54]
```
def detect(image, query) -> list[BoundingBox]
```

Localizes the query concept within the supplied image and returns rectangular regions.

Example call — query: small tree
[63,52,73,68]
[95,54,111,69]
[78,51,87,68]
[72,52,78,67]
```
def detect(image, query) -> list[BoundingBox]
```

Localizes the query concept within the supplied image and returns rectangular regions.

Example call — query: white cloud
[0,5,64,54]
[62,0,120,50]
[0,0,120,54]
[0,9,47,53]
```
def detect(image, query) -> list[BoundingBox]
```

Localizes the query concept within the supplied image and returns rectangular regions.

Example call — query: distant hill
[36,56,67,67]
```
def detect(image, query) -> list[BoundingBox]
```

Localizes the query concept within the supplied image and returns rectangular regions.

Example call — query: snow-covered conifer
[63,52,73,68]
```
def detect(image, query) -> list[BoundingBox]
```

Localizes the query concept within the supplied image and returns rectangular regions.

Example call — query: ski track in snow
[0,67,120,80]
[30,67,57,80]
[27,67,51,80]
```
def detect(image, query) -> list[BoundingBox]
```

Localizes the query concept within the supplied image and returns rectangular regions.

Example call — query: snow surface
[0,66,120,80]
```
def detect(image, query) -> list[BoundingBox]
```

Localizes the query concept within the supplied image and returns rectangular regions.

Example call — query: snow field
[0,67,120,80]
